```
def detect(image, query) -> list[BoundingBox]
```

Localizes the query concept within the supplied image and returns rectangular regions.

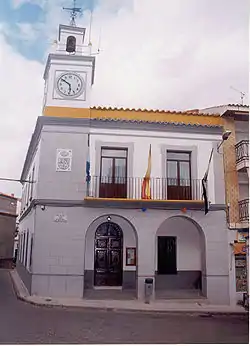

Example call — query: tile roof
[91,106,220,117]
[227,104,249,107]
[201,104,249,110]
[90,116,222,128]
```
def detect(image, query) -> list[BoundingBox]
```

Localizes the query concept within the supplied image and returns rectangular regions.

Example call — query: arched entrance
[155,215,206,299]
[94,221,123,286]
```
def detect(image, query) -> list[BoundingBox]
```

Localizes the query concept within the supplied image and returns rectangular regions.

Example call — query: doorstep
[10,269,247,316]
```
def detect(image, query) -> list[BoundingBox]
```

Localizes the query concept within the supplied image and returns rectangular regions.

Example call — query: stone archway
[84,214,138,298]
[155,215,206,299]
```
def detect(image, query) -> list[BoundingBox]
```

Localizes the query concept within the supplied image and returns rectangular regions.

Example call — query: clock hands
[61,78,72,94]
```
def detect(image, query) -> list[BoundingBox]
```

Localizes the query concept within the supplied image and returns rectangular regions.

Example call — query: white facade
[16,22,232,306]
[16,117,232,305]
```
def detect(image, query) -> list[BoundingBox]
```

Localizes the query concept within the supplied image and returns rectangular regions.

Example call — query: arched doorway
[94,221,123,286]
[155,215,206,299]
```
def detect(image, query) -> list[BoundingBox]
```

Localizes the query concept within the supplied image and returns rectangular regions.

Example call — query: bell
[66,36,76,53]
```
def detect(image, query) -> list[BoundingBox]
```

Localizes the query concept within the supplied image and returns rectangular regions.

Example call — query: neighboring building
[200,104,249,304]
[17,22,232,305]
[0,192,18,267]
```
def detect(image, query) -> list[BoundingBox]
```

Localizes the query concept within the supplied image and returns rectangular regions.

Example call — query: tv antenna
[230,86,246,105]
[63,0,82,27]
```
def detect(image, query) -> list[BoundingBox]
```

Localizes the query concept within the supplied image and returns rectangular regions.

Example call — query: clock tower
[43,22,95,118]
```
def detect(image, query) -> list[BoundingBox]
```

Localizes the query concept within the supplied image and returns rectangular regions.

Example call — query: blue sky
[0,0,248,197]
[0,0,98,61]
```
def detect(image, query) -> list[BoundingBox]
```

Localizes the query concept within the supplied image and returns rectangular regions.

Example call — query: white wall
[90,128,221,203]
[155,216,202,271]
[37,127,88,200]
[21,139,41,214]
[26,203,229,303]
[44,57,93,109]
[18,208,35,271]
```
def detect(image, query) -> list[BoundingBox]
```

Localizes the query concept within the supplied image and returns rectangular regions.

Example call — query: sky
[0,0,249,198]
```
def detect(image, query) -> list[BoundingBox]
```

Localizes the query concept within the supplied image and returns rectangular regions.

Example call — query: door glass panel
[110,250,121,269]
[96,223,109,236]
[108,223,119,237]
[110,239,121,248]
[95,250,107,269]
[102,149,127,158]
[167,161,177,185]
[101,157,113,183]
[96,239,108,248]
[114,158,126,184]
[167,152,190,161]
[180,161,191,186]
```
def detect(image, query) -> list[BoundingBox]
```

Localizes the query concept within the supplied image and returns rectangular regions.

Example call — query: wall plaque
[126,247,136,266]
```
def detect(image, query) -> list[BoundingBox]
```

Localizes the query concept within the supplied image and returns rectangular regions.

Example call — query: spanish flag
[141,144,152,199]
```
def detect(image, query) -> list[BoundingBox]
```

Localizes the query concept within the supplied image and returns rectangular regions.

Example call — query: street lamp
[217,130,232,153]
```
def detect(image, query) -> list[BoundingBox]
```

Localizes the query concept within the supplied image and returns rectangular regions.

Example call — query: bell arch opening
[66,35,76,53]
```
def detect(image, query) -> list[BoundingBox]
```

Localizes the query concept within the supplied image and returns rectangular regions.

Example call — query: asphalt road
[0,269,248,344]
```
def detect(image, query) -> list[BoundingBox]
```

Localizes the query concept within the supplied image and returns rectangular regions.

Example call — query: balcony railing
[235,140,249,164]
[87,176,203,201]
[239,199,249,222]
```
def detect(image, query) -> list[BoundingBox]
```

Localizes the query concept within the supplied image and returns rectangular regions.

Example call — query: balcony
[239,199,249,223]
[85,176,204,209]
[235,140,249,172]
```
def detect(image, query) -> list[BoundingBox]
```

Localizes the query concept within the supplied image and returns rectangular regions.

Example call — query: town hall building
[16,21,233,305]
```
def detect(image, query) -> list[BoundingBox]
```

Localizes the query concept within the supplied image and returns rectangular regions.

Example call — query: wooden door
[158,236,177,275]
[94,222,123,286]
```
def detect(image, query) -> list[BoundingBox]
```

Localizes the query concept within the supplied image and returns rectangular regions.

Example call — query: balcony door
[99,148,127,198]
[167,151,192,200]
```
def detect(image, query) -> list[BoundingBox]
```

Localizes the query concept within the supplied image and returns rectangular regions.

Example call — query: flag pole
[202,148,214,214]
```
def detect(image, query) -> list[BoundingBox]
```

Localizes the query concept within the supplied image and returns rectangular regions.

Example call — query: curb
[9,270,248,317]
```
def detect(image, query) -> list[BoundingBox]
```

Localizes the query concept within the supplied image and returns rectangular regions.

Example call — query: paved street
[0,270,248,344]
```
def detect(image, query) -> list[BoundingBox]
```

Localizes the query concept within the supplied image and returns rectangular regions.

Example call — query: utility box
[145,278,153,304]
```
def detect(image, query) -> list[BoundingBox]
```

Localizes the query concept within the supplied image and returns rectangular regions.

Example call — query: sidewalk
[10,269,247,316]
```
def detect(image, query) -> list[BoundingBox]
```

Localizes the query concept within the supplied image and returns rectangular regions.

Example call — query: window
[158,236,177,275]
[25,184,29,206]
[99,148,128,198]
[22,232,26,264]
[22,186,26,210]
[27,175,31,203]
[25,231,29,267]
[19,234,22,262]
[29,235,33,270]
[30,166,35,201]
[18,235,21,261]
[167,151,192,200]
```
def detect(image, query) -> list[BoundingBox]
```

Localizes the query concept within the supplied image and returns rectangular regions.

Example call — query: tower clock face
[56,72,84,98]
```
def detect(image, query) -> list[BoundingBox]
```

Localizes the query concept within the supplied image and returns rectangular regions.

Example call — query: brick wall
[222,117,240,224]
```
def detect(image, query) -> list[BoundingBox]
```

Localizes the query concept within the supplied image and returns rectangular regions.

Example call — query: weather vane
[63,0,82,27]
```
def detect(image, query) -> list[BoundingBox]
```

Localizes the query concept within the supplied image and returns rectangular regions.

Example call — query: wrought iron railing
[87,176,203,201]
[235,140,249,164]
[239,199,249,222]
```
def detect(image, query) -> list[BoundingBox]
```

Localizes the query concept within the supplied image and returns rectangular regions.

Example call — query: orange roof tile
[91,106,221,117]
